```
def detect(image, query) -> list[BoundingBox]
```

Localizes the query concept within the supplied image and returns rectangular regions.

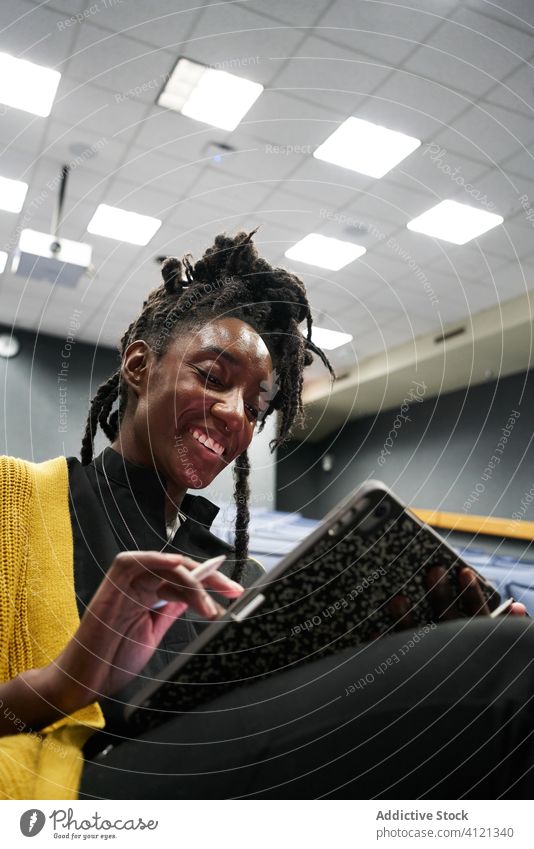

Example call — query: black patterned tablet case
[126,483,499,733]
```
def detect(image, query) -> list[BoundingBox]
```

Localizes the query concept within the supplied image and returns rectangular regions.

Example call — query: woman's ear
[121,340,153,398]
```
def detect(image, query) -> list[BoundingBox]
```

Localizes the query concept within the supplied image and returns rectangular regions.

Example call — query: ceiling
[1,0,533,424]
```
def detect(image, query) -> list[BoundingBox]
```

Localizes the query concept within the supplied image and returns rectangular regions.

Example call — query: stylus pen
[151,554,227,610]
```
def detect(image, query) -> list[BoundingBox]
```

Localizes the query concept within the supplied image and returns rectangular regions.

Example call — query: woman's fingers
[457,567,491,616]
[425,565,493,620]
[127,551,244,596]
[153,565,220,618]
[202,571,244,597]
[387,594,415,631]
[425,565,458,620]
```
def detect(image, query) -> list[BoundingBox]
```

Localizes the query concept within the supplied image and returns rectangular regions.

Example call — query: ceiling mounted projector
[12,229,92,287]
[11,164,92,287]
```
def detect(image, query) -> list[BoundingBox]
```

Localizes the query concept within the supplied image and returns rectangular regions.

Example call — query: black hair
[81,230,334,580]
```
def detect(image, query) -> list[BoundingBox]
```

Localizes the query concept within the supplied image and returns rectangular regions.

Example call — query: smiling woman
[0,230,335,800]
[2,231,534,803]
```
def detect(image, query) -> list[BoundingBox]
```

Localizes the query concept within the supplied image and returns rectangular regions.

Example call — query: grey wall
[0,322,119,462]
[277,369,534,525]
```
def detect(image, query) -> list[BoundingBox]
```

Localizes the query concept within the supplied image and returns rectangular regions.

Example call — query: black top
[67,446,261,752]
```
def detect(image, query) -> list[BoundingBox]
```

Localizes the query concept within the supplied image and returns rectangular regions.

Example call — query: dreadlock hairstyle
[81,230,334,581]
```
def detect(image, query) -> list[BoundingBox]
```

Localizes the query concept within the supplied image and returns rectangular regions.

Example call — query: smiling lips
[189,427,226,457]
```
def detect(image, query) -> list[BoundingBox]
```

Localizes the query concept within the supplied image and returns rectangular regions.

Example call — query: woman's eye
[197,368,222,386]
[246,404,259,420]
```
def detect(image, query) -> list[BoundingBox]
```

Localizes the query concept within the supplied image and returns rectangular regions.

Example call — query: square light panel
[0,175,28,213]
[158,57,263,132]
[407,200,504,245]
[311,326,353,350]
[285,233,366,271]
[0,52,60,117]
[87,204,162,246]
[314,117,421,178]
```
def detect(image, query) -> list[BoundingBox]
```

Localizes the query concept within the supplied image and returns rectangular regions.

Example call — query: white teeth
[189,428,225,456]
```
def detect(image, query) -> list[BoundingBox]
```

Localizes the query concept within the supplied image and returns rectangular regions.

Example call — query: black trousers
[79,618,534,799]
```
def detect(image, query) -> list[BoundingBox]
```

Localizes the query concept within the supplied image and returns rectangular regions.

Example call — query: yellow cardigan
[0,455,105,800]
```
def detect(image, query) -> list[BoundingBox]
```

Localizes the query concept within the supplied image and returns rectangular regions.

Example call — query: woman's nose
[211,392,246,432]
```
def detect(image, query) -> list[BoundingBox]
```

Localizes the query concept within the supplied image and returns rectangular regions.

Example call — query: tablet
[125,481,500,732]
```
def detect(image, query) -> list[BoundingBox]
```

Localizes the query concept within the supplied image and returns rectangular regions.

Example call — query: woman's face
[124,317,273,491]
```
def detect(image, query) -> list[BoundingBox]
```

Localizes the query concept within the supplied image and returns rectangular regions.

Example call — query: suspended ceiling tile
[190,137,303,184]
[471,166,533,222]
[180,167,275,213]
[37,118,128,177]
[0,107,48,157]
[404,7,533,99]
[129,108,222,159]
[183,4,305,74]
[270,34,392,116]
[392,154,493,215]
[165,201,250,241]
[486,257,534,300]
[427,110,523,173]
[445,5,534,77]
[68,22,174,97]
[427,241,510,284]
[101,178,179,220]
[484,57,534,118]
[0,142,43,182]
[52,75,148,143]
[116,146,195,196]
[306,274,380,317]
[361,72,467,141]
[66,1,204,50]
[479,214,534,263]
[245,0,333,28]
[29,155,108,208]
[463,0,534,29]
[502,147,534,185]
[444,101,534,167]
[315,0,443,66]
[0,1,78,69]
[244,91,340,147]
[278,158,373,210]
[359,180,432,225]
[377,226,457,270]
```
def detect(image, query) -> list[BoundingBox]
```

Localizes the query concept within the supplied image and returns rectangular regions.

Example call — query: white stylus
[151,554,227,610]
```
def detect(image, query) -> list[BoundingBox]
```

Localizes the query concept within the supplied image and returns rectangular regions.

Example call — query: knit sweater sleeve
[0,455,104,800]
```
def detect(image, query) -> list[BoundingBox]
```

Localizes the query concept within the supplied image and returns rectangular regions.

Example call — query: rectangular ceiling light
[0,52,61,117]
[314,116,421,178]
[311,326,353,350]
[0,251,7,273]
[285,233,366,271]
[0,175,28,212]
[87,204,162,246]
[407,199,504,245]
[158,57,263,132]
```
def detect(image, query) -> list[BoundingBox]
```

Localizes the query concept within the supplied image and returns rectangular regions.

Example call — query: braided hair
[81,230,334,580]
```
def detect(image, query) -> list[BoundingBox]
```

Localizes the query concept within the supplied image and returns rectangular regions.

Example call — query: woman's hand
[49,551,244,715]
[426,566,526,619]
[387,565,527,630]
